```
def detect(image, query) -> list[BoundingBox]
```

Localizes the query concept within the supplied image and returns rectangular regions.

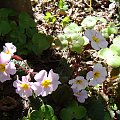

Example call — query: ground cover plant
[0,0,120,120]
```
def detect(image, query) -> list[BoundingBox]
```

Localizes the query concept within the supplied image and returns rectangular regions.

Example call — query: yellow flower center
[92,36,99,43]
[75,92,81,96]
[94,71,100,79]
[5,50,11,54]
[41,79,51,88]
[76,80,82,84]
[21,83,29,90]
[0,64,6,72]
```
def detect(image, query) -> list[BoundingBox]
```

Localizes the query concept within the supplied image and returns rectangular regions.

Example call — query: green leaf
[112,35,120,45]
[45,12,52,17]
[104,111,113,120]
[22,116,28,120]
[19,12,36,29]
[40,104,57,120]
[10,21,17,30]
[44,12,56,23]
[58,34,66,41]
[96,17,107,23]
[40,104,54,116]
[81,16,97,29]
[52,84,73,106]
[30,104,57,120]
[107,56,120,68]
[54,39,63,48]
[32,33,52,54]
[26,27,38,38]
[110,44,120,56]
[98,48,114,59]
[64,23,82,34]
[108,26,118,35]
[0,21,11,35]
[60,100,86,120]
[60,16,70,26]
[86,97,105,120]
[30,110,44,120]
[58,0,68,11]
[0,8,16,20]
[10,29,26,44]
[71,43,83,53]
[102,28,109,38]
[58,0,64,9]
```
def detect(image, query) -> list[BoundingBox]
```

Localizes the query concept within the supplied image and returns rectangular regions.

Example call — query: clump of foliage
[0,8,53,56]
[57,23,84,54]
[0,1,120,119]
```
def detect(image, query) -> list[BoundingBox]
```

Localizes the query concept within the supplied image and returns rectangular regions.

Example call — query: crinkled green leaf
[96,17,107,23]
[19,12,36,29]
[44,12,56,23]
[64,23,82,33]
[58,0,64,9]
[104,111,112,120]
[86,97,105,120]
[52,84,73,106]
[108,26,118,35]
[102,28,109,38]
[81,16,97,29]
[40,104,57,120]
[32,33,52,54]
[107,56,120,68]
[58,0,68,11]
[26,27,38,38]
[22,116,28,120]
[30,105,57,120]
[30,110,44,120]
[10,29,26,44]
[60,100,86,120]
[40,104,54,116]
[61,40,68,49]
[110,44,120,56]
[98,48,114,59]
[54,39,63,48]
[112,36,120,45]
[0,8,16,20]
[71,43,83,53]
[0,21,11,35]
[58,34,66,41]
[60,16,70,26]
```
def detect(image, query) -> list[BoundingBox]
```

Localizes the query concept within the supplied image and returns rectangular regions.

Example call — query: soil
[0,0,119,120]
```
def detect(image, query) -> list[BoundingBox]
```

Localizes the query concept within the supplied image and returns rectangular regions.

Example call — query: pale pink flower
[86,63,107,86]
[0,52,11,63]
[3,43,16,56]
[33,69,61,96]
[85,30,108,50]
[0,52,16,83]
[69,76,88,90]
[13,75,33,98]
[73,89,88,103]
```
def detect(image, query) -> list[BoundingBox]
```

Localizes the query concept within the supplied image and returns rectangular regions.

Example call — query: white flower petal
[86,71,93,80]
[34,70,47,82]
[91,41,100,50]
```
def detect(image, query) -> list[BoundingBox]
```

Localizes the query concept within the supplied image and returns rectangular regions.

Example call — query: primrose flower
[13,75,33,98]
[86,63,107,86]
[85,30,108,50]
[33,69,61,96]
[69,76,88,90]
[3,43,16,56]
[0,52,16,83]
[73,89,88,103]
